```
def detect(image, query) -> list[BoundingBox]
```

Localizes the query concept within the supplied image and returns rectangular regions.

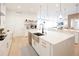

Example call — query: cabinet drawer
[32,34,39,43]
[40,39,49,47]
[39,39,51,56]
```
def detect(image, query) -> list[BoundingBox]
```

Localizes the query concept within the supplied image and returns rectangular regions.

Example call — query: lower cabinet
[28,32,32,46]
[32,34,51,56]
[32,38,39,54]
[0,43,8,56]
[50,37,74,56]
[32,33,74,56]
[75,32,79,43]
[39,39,51,56]
[0,32,12,56]
[0,41,10,56]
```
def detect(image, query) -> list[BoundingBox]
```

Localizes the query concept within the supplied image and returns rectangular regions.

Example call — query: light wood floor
[9,36,25,56]
[74,44,79,56]
[8,36,79,56]
[9,36,38,56]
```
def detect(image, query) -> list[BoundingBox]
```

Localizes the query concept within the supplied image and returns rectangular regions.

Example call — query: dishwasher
[32,34,40,54]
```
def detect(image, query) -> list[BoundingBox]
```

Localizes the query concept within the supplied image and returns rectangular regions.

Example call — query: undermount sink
[33,32,44,36]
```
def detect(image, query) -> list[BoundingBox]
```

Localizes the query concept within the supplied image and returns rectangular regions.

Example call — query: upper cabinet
[0,3,6,16]
[0,3,6,26]
[68,13,79,19]
[68,13,79,29]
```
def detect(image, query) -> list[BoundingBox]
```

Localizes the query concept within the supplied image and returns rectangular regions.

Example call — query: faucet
[42,25,44,33]
[42,21,45,34]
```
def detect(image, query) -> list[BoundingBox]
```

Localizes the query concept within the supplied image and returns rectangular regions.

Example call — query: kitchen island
[28,29,75,56]
[48,28,79,43]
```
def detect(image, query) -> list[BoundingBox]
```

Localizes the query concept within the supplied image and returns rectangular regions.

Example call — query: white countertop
[63,29,79,33]
[40,31,74,44]
[51,28,79,33]
[28,29,75,45]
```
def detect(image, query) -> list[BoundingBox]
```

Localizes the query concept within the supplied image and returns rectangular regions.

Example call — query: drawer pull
[41,45,46,48]
[42,42,46,45]
[7,43,8,48]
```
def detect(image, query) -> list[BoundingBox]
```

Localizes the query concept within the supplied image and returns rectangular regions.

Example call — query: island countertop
[28,29,75,45]
[40,31,74,44]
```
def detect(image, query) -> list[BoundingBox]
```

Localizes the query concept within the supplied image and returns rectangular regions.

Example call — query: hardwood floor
[8,36,79,56]
[74,44,79,56]
[9,36,38,56]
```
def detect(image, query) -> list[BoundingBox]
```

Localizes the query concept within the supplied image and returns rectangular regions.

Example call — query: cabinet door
[32,38,39,54]
[0,4,1,15]
[0,3,6,26]
[1,3,6,15]
[75,32,79,43]
[28,32,32,46]
[0,32,12,56]
[7,33,12,49]
[39,39,50,56]
[0,42,9,56]
[4,32,12,55]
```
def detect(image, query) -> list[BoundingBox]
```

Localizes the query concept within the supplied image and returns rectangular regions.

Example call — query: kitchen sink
[33,32,44,36]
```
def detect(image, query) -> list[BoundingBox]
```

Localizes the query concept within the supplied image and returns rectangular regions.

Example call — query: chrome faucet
[42,21,45,34]
[42,25,44,33]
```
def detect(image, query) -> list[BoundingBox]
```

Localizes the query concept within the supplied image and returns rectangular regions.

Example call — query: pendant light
[59,0,63,19]
[38,4,42,25]
[39,5,41,20]
[46,4,48,20]
[39,4,44,23]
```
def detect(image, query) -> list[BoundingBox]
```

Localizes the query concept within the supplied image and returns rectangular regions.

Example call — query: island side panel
[51,36,75,56]
[28,32,32,46]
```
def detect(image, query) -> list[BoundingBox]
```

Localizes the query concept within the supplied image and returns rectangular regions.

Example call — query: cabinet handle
[42,42,46,45]
[7,43,8,48]
[41,45,46,48]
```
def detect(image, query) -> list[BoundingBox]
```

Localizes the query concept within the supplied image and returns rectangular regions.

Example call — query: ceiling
[6,3,79,17]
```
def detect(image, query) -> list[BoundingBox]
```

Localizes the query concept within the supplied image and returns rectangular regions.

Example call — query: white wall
[6,11,36,37]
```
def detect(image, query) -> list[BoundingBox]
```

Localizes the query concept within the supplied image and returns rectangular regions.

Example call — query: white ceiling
[6,3,79,17]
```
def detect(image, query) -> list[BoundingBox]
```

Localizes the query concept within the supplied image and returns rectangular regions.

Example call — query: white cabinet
[32,34,40,54]
[0,41,9,56]
[0,3,6,15]
[0,32,12,56]
[32,34,51,56]
[32,38,39,54]
[0,42,8,55]
[0,3,6,26]
[39,39,51,56]
[28,32,32,46]
[1,15,6,26]
[5,32,12,55]
[50,36,74,56]
[75,32,79,43]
